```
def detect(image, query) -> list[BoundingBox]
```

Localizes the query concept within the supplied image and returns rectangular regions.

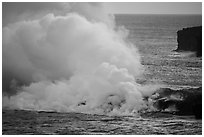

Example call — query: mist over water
[3,3,160,114]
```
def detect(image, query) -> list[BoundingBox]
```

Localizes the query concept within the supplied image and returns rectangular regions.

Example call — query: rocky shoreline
[2,86,202,135]
[152,87,202,119]
[175,26,202,57]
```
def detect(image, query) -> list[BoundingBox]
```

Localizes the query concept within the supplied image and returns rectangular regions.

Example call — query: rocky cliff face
[176,26,202,57]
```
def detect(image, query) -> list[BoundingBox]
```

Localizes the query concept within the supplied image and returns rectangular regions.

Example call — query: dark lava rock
[175,26,202,57]
[154,87,202,119]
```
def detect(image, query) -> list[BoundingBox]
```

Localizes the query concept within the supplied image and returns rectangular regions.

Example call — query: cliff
[175,26,202,57]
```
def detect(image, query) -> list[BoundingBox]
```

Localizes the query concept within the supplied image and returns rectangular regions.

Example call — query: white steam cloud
[3,3,159,115]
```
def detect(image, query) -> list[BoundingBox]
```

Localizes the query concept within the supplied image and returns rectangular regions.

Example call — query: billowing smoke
[3,3,159,115]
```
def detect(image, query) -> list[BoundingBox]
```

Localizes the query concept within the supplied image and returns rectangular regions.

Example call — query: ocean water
[115,14,202,89]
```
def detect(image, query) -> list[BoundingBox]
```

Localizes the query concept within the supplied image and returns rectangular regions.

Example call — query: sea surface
[115,14,202,89]
[3,14,202,135]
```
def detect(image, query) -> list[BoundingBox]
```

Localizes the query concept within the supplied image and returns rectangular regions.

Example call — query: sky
[2,2,202,26]
[104,2,202,14]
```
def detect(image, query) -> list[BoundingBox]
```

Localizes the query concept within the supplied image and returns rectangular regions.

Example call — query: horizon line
[111,13,202,15]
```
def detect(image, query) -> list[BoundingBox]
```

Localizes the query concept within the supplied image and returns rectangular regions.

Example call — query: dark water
[3,14,202,135]
[2,109,202,135]
[115,14,202,89]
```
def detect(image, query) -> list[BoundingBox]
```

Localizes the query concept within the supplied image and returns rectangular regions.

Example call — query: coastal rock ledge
[175,26,202,57]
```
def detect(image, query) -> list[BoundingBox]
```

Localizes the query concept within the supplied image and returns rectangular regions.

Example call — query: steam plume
[3,3,158,114]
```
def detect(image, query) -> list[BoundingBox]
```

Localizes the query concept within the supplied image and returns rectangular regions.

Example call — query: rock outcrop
[175,26,202,57]
[154,87,202,119]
